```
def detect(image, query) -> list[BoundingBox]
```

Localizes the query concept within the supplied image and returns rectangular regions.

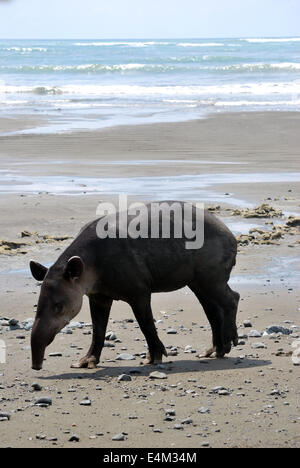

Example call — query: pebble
[117,374,132,382]
[251,342,267,349]
[80,398,91,406]
[149,371,167,379]
[164,409,176,416]
[198,407,210,414]
[0,412,11,421]
[248,330,262,338]
[243,320,252,328]
[112,433,125,441]
[181,418,193,424]
[48,352,62,357]
[167,328,177,334]
[218,390,231,396]
[116,353,135,361]
[34,397,52,407]
[211,386,227,393]
[174,424,184,430]
[69,434,80,442]
[265,325,292,335]
[31,383,42,391]
[105,331,117,341]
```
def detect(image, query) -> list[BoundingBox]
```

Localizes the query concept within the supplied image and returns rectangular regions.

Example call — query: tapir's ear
[30,261,48,281]
[64,256,84,280]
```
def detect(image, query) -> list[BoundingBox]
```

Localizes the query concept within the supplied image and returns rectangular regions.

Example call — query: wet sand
[0,112,299,448]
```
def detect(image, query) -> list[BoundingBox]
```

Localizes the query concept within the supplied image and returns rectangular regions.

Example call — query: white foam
[1,47,47,52]
[178,42,224,47]
[74,41,169,47]
[215,99,300,107]
[1,82,300,98]
[214,62,300,71]
[242,37,300,43]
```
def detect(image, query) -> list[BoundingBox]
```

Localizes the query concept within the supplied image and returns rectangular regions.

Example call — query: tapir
[29,201,240,371]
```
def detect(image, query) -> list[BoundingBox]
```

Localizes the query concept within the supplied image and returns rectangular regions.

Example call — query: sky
[0,0,299,39]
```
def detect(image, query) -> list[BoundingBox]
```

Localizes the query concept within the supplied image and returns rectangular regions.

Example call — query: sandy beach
[0,111,299,448]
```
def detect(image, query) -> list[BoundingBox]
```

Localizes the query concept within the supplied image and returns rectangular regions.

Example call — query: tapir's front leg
[71,294,112,369]
[129,295,167,365]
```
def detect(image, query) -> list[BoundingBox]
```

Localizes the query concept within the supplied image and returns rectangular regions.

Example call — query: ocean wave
[215,99,300,106]
[178,42,224,47]
[242,37,300,43]
[217,62,300,71]
[3,61,298,74]
[0,63,150,73]
[1,82,300,97]
[74,41,170,47]
[0,47,48,52]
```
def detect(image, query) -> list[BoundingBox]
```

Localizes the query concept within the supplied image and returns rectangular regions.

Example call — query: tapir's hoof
[198,346,216,358]
[144,349,167,365]
[71,356,98,369]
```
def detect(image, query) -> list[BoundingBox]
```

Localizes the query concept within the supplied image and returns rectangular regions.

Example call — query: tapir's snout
[31,318,57,371]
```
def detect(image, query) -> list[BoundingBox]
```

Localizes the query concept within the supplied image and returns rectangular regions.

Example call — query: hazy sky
[0,0,299,39]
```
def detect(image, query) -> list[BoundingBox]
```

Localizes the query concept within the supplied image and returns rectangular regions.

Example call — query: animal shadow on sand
[39,357,271,381]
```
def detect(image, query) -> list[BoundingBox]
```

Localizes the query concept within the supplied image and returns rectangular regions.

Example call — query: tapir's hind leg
[215,284,240,354]
[189,279,240,358]
[189,282,226,358]
[129,295,168,365]
[71,294,112,369]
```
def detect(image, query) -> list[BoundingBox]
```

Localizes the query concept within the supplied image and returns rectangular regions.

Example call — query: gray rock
[248,330,262,338]
[112,433,125,441]
[105,331,117,341]
[118,374,132,382]
[181,417,193,424]
[198,407,210,414]
[174,424,184,430]
[149,371,167,379]
[22,318,34,331]
[34,397,52,407]
[243,320,252,328]
[211,386,227,393]
[69,434,80,442]
[48,352,62,357]
[251,342,267,349]
[9,318,19,327]
[164,408,176,416]
[167,328,177,334]
[116,353,135,361]
[103,341,115,347]
[265,325,292,335]
[80,398,91,406]
[218,389,231,396]
[31,382,42,391]
[0,412,11,420]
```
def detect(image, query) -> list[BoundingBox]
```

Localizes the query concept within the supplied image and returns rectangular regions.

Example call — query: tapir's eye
[54,303,63,314]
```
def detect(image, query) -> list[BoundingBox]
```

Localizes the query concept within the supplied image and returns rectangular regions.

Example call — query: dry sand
[0,112,299,448]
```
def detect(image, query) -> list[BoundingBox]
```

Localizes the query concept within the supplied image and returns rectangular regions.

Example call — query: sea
[0,37,300,134]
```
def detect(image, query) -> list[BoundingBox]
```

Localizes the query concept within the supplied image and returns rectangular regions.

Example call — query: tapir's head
[29,256,85,370]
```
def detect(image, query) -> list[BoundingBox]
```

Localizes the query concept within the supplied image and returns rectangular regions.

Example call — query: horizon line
[0,35,300,41]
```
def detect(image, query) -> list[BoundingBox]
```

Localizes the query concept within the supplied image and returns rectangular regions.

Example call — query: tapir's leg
[71,294,112,369]
[129,295,167,365]
[213,285,240,354]
[189,283,225,358]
